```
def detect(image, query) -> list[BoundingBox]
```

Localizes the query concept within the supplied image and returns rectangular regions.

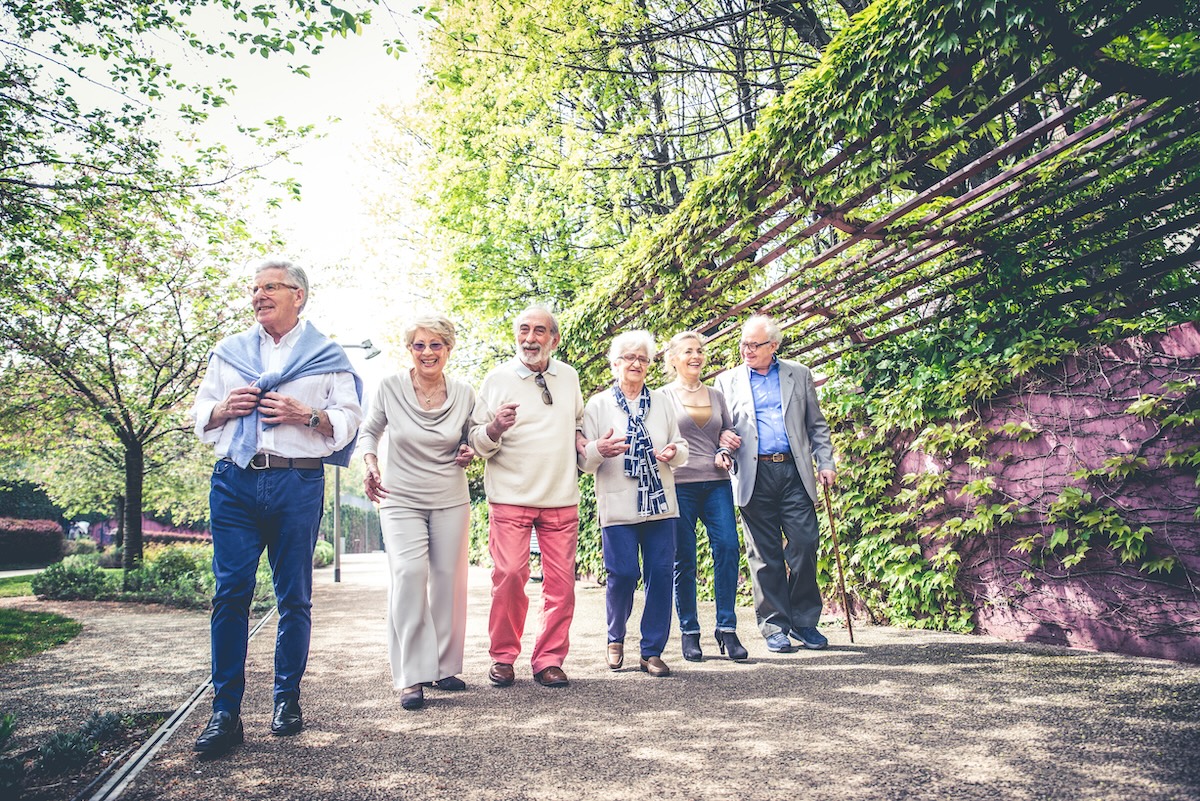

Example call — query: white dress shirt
[192,321,363,459]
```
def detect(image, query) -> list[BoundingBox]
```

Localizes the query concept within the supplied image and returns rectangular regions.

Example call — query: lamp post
[333,339,380,583]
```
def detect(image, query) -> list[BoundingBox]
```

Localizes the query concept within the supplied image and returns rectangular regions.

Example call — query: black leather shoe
[401,685,425,710]
[194,711,243,759]
[270,698,303,736]
[681,633,703,662]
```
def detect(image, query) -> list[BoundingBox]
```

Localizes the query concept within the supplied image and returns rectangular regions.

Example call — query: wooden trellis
[564,0,1200,382]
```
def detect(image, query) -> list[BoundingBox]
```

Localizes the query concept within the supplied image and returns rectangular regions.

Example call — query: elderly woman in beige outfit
[360,314,476,711]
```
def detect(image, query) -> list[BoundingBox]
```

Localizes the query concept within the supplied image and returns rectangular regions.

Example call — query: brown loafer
[639,656,671,677]
[533,665,570,687]
[607,642,624,671]
[488,662,515,687]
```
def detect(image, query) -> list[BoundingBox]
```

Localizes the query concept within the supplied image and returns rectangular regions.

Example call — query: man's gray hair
[255,258,310,312]
[514,305,560,337]
[744,314,782,345]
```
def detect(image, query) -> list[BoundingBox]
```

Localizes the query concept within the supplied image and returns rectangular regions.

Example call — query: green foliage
[0,608,83,664]
[0,575,34,599]
[313,539,334,569]
[407,0,848,354]
[36,730,93,774]
[25,543,280,612]
[31,558,120,601]
[0,713,23,797]
[78,712,123,744]
[0,480,62,521]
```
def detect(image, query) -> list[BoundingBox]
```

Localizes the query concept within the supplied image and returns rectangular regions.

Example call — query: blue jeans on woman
[673,480,740,634]
[602,518,675,658]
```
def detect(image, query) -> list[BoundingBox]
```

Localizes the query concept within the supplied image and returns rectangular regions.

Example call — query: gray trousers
[738,459,823,637]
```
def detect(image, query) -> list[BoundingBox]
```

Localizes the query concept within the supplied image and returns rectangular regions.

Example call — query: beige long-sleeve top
[358,372,477,510]
[468,358,585,509]
[578,387,689,528]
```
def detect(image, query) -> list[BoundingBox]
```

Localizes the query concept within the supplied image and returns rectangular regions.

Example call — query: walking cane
[822,484,854,644]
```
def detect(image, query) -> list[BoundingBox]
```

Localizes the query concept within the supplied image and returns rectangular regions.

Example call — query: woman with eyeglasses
[660,331,749,662]
[359,314,477,711]
[579,331,688,677]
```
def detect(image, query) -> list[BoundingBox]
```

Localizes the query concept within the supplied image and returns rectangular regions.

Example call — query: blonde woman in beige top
[360,314,477,712]
[660,331,748,662]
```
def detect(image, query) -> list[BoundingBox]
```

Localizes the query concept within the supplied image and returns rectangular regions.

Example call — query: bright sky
[179,6,431,389]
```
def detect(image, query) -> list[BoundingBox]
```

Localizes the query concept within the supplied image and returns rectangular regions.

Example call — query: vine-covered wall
[883,321,1199,661]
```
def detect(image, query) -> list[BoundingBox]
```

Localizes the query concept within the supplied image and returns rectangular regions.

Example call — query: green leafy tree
[0,1,403,566]
[388,0,857,349]
[0,193,248,569]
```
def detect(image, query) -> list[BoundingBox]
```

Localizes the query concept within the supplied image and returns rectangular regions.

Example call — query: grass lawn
[0,574,37,598]
[0,608,82,664]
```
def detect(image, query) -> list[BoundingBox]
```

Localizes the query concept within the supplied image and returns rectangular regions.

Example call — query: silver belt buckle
[250,454,270,470]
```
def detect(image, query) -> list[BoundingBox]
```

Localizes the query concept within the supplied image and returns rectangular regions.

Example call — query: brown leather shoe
[607,642,624,671]
[533,665,570,687]
[488,662,515,687]
[639,656,671,677]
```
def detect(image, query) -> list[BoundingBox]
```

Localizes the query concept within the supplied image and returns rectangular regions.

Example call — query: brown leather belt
[757,453,792,463]
[247,454,323,470]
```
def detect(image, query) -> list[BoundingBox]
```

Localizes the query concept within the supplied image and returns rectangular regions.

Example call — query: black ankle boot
[681,633,703,662]
[715,629,749,661]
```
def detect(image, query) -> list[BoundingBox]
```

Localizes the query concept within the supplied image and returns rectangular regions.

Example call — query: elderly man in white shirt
[190,258,363,759]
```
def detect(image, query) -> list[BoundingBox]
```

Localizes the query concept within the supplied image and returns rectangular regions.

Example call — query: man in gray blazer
[714,314,837,653]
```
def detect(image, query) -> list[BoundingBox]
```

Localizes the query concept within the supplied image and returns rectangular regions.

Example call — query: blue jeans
[673,480,741,634]
[208,460,324,714]
[602,519,675,658]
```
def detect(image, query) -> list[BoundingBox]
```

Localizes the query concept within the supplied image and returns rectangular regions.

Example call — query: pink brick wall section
[899,321,1200,662]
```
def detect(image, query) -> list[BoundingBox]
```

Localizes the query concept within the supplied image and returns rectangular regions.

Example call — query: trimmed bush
[0,517,64,565]
[313,539,334,568]
[65,538,98,556]
[31,557,118,601]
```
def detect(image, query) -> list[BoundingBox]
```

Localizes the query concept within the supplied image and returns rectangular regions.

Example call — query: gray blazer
[714,359,836,507]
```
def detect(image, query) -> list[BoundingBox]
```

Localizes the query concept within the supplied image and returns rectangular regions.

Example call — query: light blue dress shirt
[748,359,791,454]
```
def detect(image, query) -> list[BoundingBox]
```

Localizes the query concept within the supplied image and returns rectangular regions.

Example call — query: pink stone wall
[899,321,1200,662]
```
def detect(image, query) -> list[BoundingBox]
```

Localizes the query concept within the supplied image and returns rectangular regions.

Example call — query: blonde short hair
[663,330,704,377]
[404,314,457,350]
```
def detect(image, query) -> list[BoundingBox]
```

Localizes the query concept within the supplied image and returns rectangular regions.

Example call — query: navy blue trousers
[208,460,324,714]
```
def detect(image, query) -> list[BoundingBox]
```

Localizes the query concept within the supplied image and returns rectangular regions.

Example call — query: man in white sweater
[469,307,586,688]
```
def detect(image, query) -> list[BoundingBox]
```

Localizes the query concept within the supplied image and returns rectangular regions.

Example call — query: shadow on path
[5,553,1198,800]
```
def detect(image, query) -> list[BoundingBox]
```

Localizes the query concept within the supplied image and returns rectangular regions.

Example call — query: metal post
[333,464,342,583]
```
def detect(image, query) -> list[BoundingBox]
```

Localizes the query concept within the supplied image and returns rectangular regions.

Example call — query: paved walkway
[3,553,1199,800]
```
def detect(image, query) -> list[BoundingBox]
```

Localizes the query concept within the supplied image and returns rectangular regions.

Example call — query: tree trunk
[113,494,125,550]
[122,442,144,573]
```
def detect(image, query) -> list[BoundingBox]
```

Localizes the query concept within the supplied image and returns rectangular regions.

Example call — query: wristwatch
[307,408,321,429]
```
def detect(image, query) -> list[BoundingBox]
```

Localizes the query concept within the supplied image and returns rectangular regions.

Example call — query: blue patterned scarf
[612,384,668,517]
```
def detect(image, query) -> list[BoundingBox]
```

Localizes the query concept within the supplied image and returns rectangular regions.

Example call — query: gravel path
[3,553,1199,800]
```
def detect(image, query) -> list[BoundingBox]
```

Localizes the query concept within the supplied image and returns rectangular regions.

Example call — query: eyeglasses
[249,282,300,296]
[618,354,651,365]
[410,342,446,352]
[534,372,553,405]
[739,340,773,352]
